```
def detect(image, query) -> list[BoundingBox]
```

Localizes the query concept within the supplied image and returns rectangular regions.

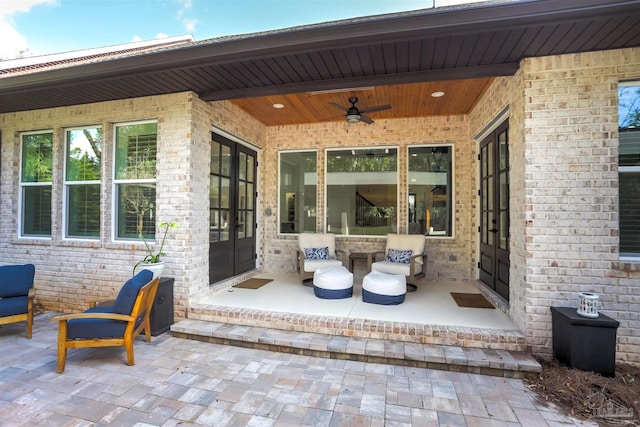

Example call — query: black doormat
[232,278,273,289]
[450,292,495,309]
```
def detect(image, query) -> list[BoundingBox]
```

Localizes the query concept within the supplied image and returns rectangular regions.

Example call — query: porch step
[170,319,541,379]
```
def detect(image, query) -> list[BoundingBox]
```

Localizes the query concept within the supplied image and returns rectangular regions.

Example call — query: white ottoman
[313,266,353,299]
[362,271,406,305]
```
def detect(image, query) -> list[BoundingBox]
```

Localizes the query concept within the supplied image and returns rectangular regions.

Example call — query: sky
[0,0,484,60]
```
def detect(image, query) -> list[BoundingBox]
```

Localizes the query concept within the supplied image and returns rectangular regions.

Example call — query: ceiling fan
[328,96,391,124]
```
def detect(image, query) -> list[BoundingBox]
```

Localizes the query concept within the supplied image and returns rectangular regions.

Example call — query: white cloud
[175,0,196,34]
[182,18,197,33]
[0,0,57,59]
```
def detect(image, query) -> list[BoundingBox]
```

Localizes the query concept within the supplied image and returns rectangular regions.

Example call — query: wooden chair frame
[51,277,159,373]
[0,288,35,338]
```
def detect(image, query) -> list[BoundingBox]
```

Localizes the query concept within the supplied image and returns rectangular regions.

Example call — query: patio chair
[51,270,159,373]
[0,264,36,338]
[371,233,427,291]
[297,233,347,285]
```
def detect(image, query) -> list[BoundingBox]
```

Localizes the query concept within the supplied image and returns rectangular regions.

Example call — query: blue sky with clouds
[0,0,479,60]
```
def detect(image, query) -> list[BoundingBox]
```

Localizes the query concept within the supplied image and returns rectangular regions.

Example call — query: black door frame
[209,131,258,284]
[478,119,510,300]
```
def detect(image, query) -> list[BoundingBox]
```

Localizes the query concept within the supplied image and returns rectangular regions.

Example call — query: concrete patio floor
[0,312,595,426]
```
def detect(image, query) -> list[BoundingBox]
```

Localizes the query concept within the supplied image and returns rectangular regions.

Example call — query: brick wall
[469,47,640,364]
[260,116,478,281]
[0,93,265,320]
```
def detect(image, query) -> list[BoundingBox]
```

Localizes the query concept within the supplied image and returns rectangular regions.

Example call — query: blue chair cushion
[0,264,35,298]
[67,313,127,339]
[0,296,29,317]
[111,270,153,315]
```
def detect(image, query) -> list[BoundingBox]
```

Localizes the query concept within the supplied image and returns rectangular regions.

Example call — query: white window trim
[111,120,158,243]
[19,129,54,239]
[63,125,102,241]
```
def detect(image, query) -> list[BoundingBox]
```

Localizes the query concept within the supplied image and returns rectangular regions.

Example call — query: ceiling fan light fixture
[346,113,361,123]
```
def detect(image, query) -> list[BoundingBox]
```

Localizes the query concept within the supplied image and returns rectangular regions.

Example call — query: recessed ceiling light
[272,103,285,109]
[431,91,445,98]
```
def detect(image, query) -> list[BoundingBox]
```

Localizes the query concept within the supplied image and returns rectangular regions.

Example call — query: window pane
[66,128,102,181]
[21,133,53,182]
[327,148,397,236]
[114,123,157,180]
[22,186,52,236]
[620,172,640,254]
[67,185,101,237]
[117,183,156,239]
[619,84,640,256]
[279,151,317,233]
[408,146,452,236]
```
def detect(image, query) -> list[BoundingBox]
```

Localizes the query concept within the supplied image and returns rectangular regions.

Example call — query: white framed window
[20,130,53,237]
[279,150,317,234]
[619,82,640,258]
[64,126,102,239]
[408,145,453,237]
[113,121,157,240]
[326,147,398,236]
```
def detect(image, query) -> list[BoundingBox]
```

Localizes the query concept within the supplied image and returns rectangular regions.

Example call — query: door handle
[489,228,498,233]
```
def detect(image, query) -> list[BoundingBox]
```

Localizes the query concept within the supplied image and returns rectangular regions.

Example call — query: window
[20,131,53,237]
[619,82,640,257]
[64,126,102,238]
[408,146,453,236]
[279,151,316,233]
[326,148,397,236]
[114,121,157,240]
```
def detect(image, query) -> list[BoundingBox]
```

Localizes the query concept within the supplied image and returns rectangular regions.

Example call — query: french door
[209,133,257,284]
[479,120,510,300]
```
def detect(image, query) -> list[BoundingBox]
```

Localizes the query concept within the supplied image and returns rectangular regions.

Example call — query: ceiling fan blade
[360,104,391,114]
[360,114,374,124]
[329,102,348,112]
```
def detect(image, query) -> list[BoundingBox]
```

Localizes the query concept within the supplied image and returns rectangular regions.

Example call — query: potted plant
[133,221,178,278]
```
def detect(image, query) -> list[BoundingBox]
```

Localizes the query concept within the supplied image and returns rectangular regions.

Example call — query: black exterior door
[209,133,257,284]
[479,120,510,300]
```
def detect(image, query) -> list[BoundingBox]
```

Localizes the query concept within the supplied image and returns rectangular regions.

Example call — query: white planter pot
[137,261,164,279]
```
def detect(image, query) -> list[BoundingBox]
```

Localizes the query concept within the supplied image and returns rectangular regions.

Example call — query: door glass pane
[238,181,246,209]
[500,211,508,250]
[239,152,247,180]
[210,176,219,208]
[247,183,254,209]
[221,177,230,209]
[499,131,508,169]
[247,156,255,181]
[221,145,231,176]
[499,172,508,210]
[220,210,230,241]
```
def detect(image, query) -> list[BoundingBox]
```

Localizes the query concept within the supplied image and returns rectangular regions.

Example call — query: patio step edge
[170,319,541,379]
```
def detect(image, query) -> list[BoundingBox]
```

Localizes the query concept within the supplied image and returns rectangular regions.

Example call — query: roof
[0,0,639,118]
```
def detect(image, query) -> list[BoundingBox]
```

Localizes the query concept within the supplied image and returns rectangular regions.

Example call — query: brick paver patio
[0,312,595,426]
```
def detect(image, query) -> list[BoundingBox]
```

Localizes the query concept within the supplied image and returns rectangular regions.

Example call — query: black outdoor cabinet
[149,277,175,336]
[550,306,620,377]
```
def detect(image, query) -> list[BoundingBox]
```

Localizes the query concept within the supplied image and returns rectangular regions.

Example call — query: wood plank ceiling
[229,78,493,126]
